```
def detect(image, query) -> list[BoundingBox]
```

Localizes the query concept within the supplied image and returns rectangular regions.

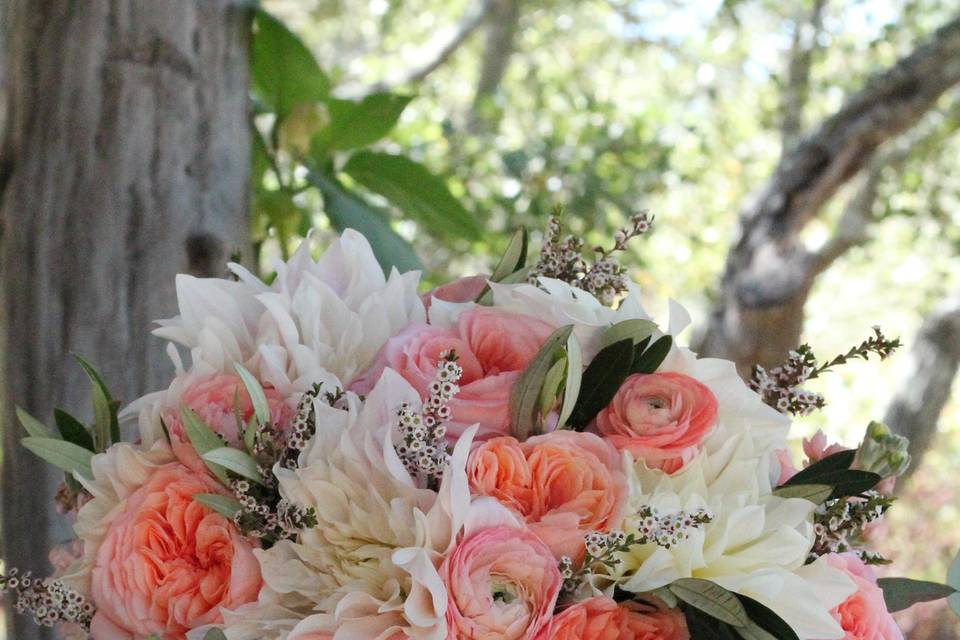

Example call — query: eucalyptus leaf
[556,334,583,429]
[683,606,740,639]
[54,408,95,452]
[568,338,634,429]
[877,577,957,613]
[631,335,673,374]
[193,493,242,519]
[234,363,271,427]
[476,266,533,305]
[509,325,574,441]
[736,594,799,640]
[490,228,529,282]
[21,437,94,480]
[948,548,960,617]
[74,354,121,448]
[202,447,266,485]
[600,319,659,349]
[202,629,228,640]
[772,483,833,504]
[668,578,750,628]
[180,406,230,484]
[16,406,55,439]
[539,357,568,415]
[782,449,856,485]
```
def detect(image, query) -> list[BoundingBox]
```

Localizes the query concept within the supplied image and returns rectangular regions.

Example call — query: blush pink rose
[536,596,689,640]
[89,464,262,639]
[774,448,800,485]
[352,307,554,440]
[442,525,562,639]
[803,430,849,464]
[164,373,294,473]
[596,372,718,473]
[421,275,489,309]
[822,553,903,640]
[468,432,628,559]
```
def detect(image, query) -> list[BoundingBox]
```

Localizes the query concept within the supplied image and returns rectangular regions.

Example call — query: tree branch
[359,0,493,96]
[885,294,960,484]
[780,0,827,153]
[469,0,521,126]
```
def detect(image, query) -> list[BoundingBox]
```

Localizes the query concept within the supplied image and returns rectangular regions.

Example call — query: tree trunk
[0,2,250,638]
[884,295,960,485]
[698,14,960,375]
[469,0,521,130]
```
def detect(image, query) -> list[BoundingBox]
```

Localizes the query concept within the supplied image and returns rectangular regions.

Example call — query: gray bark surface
[0,2,250,638]
[699,15,960,375]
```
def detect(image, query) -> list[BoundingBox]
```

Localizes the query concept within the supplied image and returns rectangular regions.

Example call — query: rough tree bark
[0,2,250,638]
[698,15,960,375]
[884,295,960,484]
[469,0,522,130]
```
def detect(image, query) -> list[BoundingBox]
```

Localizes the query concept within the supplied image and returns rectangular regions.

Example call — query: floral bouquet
[7,215,959,640]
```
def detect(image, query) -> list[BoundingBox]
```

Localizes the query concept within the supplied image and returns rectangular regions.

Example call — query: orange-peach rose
[442,524,562,639]
[823,553,903,640]
[164,373,293,473]
[351,307,554,440]
[89,464,262,639]
[468,432,628,559]
[596,372,717,473]
[536,596,689,640]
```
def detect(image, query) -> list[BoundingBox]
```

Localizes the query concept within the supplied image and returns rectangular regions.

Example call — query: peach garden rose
[822,553,903,640]
[163,373,294,473]
[596,371,718,473]
[88,463,262,639]
[536,596,689,640]
[442,522,562,639]
[468,431,628,559]
[351,307,554,440]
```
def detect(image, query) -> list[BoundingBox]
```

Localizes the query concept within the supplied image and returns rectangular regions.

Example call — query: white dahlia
[230,369,474,640]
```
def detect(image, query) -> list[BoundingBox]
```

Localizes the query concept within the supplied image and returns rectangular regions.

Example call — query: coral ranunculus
[88,464,262,639]
[823,553,903,640]
[536,596,690,640]
[442,523,562,640]
[468,431,628,559]
[596,372,718,473]
[164,373,294,473]
[351,307,554,440]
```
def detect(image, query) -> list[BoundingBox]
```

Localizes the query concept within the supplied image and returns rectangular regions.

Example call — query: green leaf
[15,406,55,439]
[877,577,957,613]
[779,449,880,499]
[772,483,833,504]
[22,437,94,480]
[74,354,120,448]
[180,406,230,484]
[568,338,634,429]
[683,606,740,639]
[947,549,960,617]
[54,409,95,452]
[313,93,413,151]
[193,493,242,519]
[244,415,258,454]
[736,594,799,640]
[490,228,529,282]
[539,357,568,415]
[557,334,582,429]
[342,151,481,241]
[310,172,422,273]
[251,9,330,120]
[234,364,271,427]
[255,190,309,249]
[476,266,533,305]
[782,450,856,485]
[509,325,574,441]
[202,447,266,485]
[669,579,750,628]
[202,629,228,640]
[600,319,659,350]
[632,335,673,374]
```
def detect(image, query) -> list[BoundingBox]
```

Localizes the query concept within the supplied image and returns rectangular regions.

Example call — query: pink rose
[468,432,628,559]
[421,275,489,309]
[803,430,849,464]
[89,464,262,639]
[164,373,294,473]
[352,307,554,440]
[822,553,903,640]
[596,372,718,473]
[442,525,562,639]
[774,448,800,485]
[536,596,689,640]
